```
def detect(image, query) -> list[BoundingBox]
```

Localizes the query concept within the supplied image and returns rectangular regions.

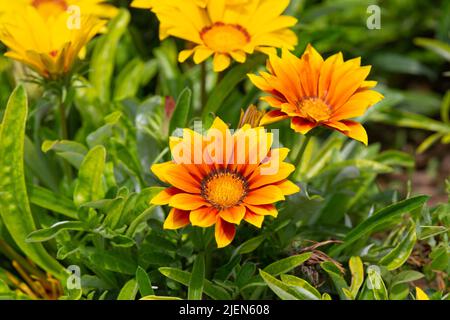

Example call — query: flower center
[201,169,248,210]
[32,0,68,17]
[200,22,250,53]
[298,97,332,122]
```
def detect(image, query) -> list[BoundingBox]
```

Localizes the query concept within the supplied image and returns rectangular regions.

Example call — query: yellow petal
[290,117,316,134]
[260,110,289,126]
[244,210,265,228]
[245,204,278,217]
[169,193,208,210]
[244,185,285,205]
[213,53,231,72]
[415,287,429,300]
[274,180,300,196]
[150,187,181,205]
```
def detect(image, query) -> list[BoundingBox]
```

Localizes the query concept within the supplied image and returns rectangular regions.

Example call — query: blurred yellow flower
[132,0,297,72]
[249,44,384,145]
[150,117,299,248]
[415,287,430,300]
[0,1,116,79]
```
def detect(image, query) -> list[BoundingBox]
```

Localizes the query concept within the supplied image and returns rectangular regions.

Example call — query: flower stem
[200,62,207,110]
[293,134,312,179]
[58,94,72,181]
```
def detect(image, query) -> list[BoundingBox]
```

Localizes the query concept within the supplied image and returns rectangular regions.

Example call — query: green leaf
[117,279,138,300]
[321,261,349,300]
[169,87,192,136]
[418,225,449,240]
[374,151,414,168]
[73,145,106,207]
[41,139,87,169]
[0,86,66,280]
[140,295,182,300]
[26,221,86,242]
[188,253,205,300]
[417,132,445,154]
[202,57,262,119]
[114,58,145,101]
[136,266,154,297]
[263,253,312,276]
[159,267,231,300]
[390,270,424,289]
[365,266,388,300]
[259,270,300,300]
[233,235,265,255]
[280,274,321,300]
[379,222,417,270]
[27,184,78,219]
[315,159,393,178]
[414,37,450,62]
[89,9,130,103]
[348,256,364,299]
[329,196,428,256]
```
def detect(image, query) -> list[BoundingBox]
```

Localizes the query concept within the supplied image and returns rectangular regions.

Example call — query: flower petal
[274,180,300,195]
[213,53,231,72]
[219,205,246,224]
[169,193,208,210]
[245,203,278,217]
[259,109,289,126]
[290,117,316,134]
[163,208,190,229]
[190,206,218,227]
[215,217,236,248]
[244,210,265,228]
[150,187,181,205]
[244,185,285,205]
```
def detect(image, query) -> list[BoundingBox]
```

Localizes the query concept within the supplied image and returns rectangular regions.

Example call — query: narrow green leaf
[169,87,192,135]
[89,9,130,103]
[136,266,154,296]
[114,58,145,101]
[117,279,138,300]
[234,235,265,255]
[263,253,312,276]
[140,295,182,300]
[280,274,321,300]
[159,267,231,300]
[348,256,364,299]
[259,270,300,300]
[330,196,428,256]
[321,261,349,300]
[188,253,205,300]
[26,221,86,242]
[73,145,106,207]
[379,222,417,270]
[0,86,66,280]
[202,57,262,118]
[27,184,78,219]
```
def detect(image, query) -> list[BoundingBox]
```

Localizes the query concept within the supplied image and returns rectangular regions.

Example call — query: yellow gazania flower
[150,117,299,248]
[248,44,384,145]
[0,0,117,20]
[132,0,298,72]
[0,2,108,79]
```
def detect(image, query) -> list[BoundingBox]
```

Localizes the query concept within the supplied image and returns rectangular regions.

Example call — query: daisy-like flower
[131,0,297,72]
[150,117,299,248]
[248,44,384,145]
[0,0,116,79]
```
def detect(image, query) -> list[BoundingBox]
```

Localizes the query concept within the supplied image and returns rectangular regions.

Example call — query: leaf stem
[294,134,312,179]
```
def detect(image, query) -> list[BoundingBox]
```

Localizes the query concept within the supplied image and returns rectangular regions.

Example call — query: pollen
[201,169,248,210]
[200,22,250,53]
[298,97,332,122]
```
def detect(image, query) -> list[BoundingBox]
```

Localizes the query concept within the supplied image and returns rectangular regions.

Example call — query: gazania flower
[0,1,111,79]
[150,117,299,248]
[248,45,384,145]
[132,0,297,72]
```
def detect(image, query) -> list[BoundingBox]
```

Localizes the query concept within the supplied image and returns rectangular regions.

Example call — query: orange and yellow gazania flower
[0,0,116,79]
[132,0,297,72]
[150,117,299,248]
[249,44,384,145]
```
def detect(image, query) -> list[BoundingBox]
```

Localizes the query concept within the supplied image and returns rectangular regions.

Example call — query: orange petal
[151,161,175,184]
[150,187,181,205]
[190,206,218,227]
[163,208,190,229]
[245,203,278,217]
[290,117,316,134]
[169,193,208,210]
[274,180,300,196]
[259,109,289,126]
[244,210,265,228]
[340,120,368,145]
[248,162,295,189]
[164,165,202,193]
[219,205,246,224]
[215,217,236,248]
[244,185,285,205]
